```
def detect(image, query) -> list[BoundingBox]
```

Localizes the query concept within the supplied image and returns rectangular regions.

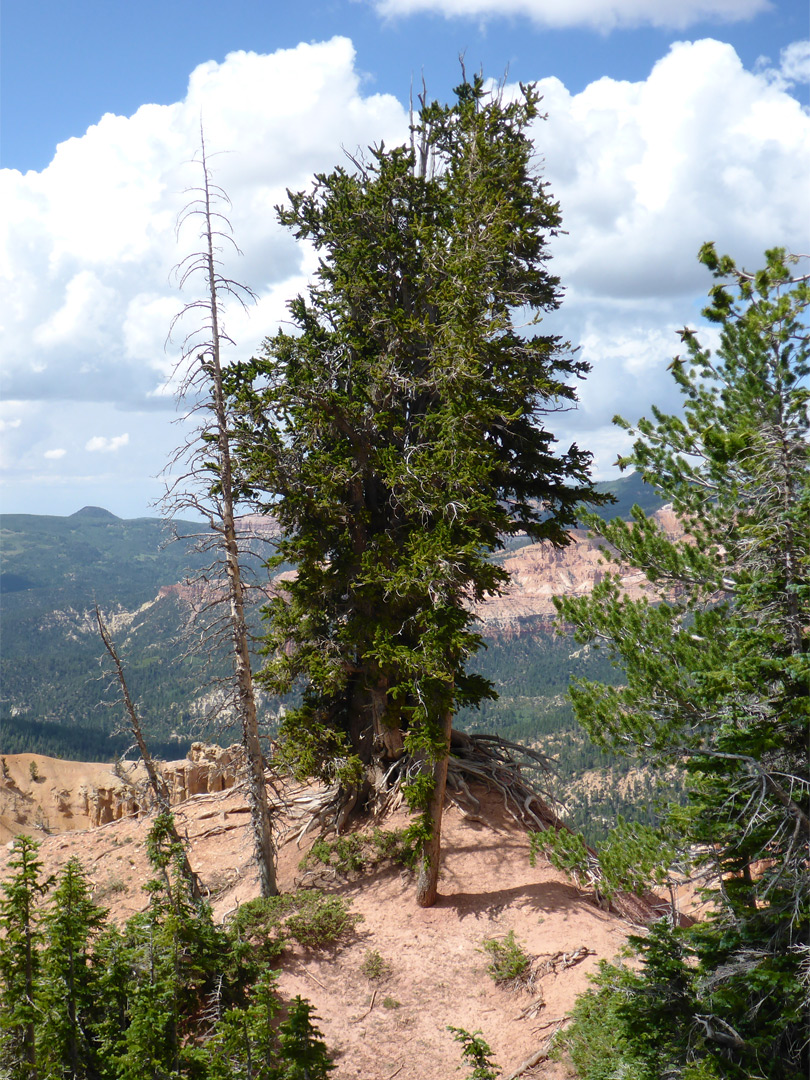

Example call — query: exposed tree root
[281,730,567,843]
[446,731,567,832]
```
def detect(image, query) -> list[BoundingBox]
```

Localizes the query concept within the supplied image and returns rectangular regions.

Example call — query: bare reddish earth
[0,752,664,1080]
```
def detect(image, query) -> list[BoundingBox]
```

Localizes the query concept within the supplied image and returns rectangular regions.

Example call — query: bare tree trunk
[171,133,278,896]
[95,606,202,900]
[416,706,453,908]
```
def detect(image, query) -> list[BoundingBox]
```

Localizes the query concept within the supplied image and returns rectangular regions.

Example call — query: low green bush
[448,1026,500,1080]
[480,930,531,985]
[232,889,362,954]
[301,828,416,876]
[284,891,362,949]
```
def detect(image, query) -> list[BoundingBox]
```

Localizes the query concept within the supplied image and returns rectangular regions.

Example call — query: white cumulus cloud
[372,0,770,31]
[531,39,809,299]
[0,36,408,413]
[85,434,130,453]
[756,39,810,89]
[43,448,67,459]
[779,40,810,82]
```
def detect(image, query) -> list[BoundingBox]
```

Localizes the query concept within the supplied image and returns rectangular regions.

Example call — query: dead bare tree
[161,131,278,897]
[95,605,202,899]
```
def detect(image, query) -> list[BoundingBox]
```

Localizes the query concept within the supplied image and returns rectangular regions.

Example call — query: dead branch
[513,994,545,1021]
[95,605,202,899]
[503,1019,570,1080]
[537,947,594,976]
[503,1046,549,1079]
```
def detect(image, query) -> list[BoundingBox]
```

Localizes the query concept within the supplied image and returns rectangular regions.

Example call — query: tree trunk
[196,135,278,898]
[238,637,278,898]
[370,677,403,759]
[416,706,453,908]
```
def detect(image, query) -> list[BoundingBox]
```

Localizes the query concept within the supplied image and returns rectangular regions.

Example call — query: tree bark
[370,677,403,759]
[214,350,278,898]
[416,706,453,908]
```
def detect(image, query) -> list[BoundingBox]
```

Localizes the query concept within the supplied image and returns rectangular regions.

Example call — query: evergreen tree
[38,858,107,1080]
[114,814,229,1079]
[206,969,283,1080]
[229,75,602,905]
[553,247,810,1079]
[0,833,334,1079]
[91,923,131,1079]
[0,836,52,1079]
[272,997,334,1080]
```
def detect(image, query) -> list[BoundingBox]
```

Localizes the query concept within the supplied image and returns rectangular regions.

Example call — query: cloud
[0,36,408,415]
[756,39,810,89]
[531,39,809,300]
[85,434,130,453]
[779,40,810,83]
[372,0,770,31]
[43,448,66,459]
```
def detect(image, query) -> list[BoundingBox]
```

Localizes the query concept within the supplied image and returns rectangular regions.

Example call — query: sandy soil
[0,753,656,1079]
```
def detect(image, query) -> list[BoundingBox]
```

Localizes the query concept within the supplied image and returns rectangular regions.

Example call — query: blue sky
[3,0,807,173]
[1,0,808,517]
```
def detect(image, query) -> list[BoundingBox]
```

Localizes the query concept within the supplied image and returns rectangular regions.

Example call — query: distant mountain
[0,511,279,760]
[589,470,664,522]
[70,505,121,520]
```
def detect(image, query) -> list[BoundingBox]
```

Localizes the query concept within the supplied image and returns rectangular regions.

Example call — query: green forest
[1,76,807,1079]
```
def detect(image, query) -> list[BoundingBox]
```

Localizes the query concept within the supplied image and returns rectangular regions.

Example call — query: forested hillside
[0,507,277,759]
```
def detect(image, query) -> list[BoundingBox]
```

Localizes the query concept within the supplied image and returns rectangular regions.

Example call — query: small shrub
[382,996,401,1009]
[95,874,127,901]
[302,828,416,877]
[371,827,416,868]
[232,889,361,954]
[306,834,366,874]
[448,1026,500,1080]
[284,891,363,949]
[360,949,391,981]
[480,930,531,985]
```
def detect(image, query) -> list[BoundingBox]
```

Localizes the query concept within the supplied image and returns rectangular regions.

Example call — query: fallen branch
[531,1015,568,1032]
[513,995,545,1021]
[354,989,377,1022]
[503,1046,548,1080]
[538,947,594,976]
[503,1019,570,1080]
[196,822,246,840]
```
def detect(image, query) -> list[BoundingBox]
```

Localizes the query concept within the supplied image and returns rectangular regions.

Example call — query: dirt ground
[0,752,658,1079]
